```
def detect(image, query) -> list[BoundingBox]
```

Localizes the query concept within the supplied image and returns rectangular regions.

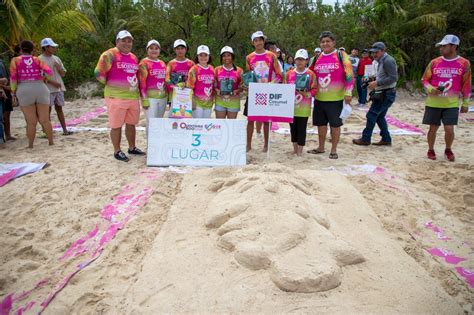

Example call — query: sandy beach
[0,90,473,314]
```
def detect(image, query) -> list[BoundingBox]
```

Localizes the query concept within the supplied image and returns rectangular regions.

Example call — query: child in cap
[214,46,243,119]
[186,45,215,118]
[285,49,317,156]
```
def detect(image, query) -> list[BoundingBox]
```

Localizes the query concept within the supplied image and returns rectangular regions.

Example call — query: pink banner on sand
[426,248,467,265]
[455,267,474,288]
[53,106,106,129]
[0,168,165,315]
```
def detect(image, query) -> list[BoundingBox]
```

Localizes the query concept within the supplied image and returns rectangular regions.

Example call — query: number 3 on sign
[192,134,201,147]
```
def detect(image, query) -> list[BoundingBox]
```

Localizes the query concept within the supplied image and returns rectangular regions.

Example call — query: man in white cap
[38,38,70,135]
[421,34,471,161]
[95,30,145,162]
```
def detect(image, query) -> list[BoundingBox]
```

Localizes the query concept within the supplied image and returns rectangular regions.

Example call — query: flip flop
[63,131,73,136]
[307,149,325,154]
[329,152,338,159]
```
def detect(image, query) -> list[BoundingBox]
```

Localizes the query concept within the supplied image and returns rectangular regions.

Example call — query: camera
[362,77,375,88]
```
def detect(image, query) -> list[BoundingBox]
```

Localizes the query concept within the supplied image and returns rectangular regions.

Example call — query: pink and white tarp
[0,163,47,187]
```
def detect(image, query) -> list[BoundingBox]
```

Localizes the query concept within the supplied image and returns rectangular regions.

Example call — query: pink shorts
[105,97,140,128]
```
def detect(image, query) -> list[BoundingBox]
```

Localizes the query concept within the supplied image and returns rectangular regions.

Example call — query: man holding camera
[353,42,398,146]
[421,35,471,161]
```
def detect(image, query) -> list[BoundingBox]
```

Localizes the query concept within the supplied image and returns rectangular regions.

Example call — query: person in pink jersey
[285,49,318,156]
[308,31,354,159]
[10,40,54,148]
[166,39,195,94]
[95,30,145,162]
[186,45,215,118]
[214,46,243,119]
[138,39,168,125]
[421,34,471,162]
[244,31,282,152]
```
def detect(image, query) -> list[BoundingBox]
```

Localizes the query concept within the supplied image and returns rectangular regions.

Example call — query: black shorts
[422,106,458,126]
[312,99,343,128]
[2,94,13,112]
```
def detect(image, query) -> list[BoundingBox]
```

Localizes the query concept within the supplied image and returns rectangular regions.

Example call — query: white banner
[147,118,247,167]
[248,83,295,122]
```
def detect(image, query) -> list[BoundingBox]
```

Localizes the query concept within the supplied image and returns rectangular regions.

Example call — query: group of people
[0,38,69,149]
[1,30,470,163]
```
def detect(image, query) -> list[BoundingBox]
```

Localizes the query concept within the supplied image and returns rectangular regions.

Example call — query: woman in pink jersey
[244,31,282,152]
[10,40,54,148]
[139,39,168,124]
[308,31,354,159]
[214,46,243,119]
[187,45,215,118]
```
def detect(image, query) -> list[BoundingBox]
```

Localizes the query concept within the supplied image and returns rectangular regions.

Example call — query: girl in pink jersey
[214,46,243,119]
[166,39,195,94]
[10,40,54,148]
[186,45,215,118]
[139,40,168,123]
[244,31,282,152]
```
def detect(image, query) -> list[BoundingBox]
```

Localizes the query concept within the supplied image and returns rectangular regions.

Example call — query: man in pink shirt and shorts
[95,30,145,162]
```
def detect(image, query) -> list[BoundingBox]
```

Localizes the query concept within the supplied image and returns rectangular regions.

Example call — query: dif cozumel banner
[248,82,295,123]
[147,118,247,167]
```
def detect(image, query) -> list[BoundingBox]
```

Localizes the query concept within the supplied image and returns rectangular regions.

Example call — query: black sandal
[329,152,338,159]
[307,149,325,154]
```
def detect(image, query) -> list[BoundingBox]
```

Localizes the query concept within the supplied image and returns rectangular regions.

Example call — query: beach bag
[220,78,234,95]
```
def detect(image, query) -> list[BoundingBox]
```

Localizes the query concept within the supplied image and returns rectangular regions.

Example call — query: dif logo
[255,93,282,106]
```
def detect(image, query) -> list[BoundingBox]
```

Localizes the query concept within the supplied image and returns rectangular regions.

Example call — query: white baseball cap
[314,47,322,53]
[251,31,267,41]
[339,47,346,51]
[40,38,58,47]
[436,34,460,47]
[220,46,234,55]
[197,45,210,55]
[146,39,161,49]
[173,39,187,48]
[116,30,133,40]
[295,49,309,60]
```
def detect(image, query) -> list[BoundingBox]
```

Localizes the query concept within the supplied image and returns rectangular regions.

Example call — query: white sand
[0,91,473,314]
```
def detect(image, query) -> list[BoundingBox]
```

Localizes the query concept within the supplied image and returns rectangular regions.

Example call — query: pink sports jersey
[246,50,282,83]
[165,58,195,93]
[94,47,139,100]
[285,69,318,117]
[10,55,53,92]
[187,64,215,109]
[312,50,354,101]
[421,56,471,108]
[214,65,243,109]
[138,58,167,106]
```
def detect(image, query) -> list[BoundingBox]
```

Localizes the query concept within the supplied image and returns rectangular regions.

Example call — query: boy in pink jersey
[308,31,354,159]
[244,31,282,152]
[166,39,195,94]
[285,49,318,156]
[421,34,471,161]
[214,46,243,119]
[139,39,168,122]
[187,45,215,118]
[95,30,145,162]
[10,40,55,148]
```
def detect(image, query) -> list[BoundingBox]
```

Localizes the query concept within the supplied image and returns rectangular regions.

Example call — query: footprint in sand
[205,164,365,293]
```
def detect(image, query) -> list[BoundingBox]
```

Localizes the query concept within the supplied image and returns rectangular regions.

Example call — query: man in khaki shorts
[39,38,71,135]
[95,30,145,162]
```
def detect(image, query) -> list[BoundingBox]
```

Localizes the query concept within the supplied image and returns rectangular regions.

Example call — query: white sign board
[147,118,247,167]
[248,83,295,123]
